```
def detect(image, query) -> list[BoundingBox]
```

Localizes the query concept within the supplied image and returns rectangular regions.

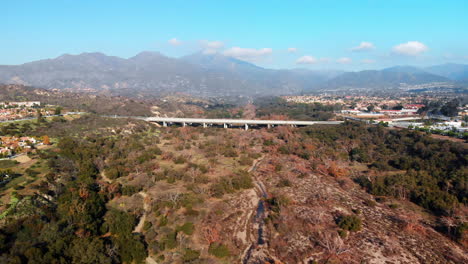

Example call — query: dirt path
[133,191,149,233]
[100,171,112,183]
[13,154,31,163]
[136,192,159,264]
[145,256,158,264]
[242,156,270,264]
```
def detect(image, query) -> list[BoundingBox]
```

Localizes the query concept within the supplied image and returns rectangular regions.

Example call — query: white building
[0,101,41,107]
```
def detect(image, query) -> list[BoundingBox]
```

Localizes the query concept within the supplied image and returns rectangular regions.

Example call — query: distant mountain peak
[131,51,165,59]
[0,51,465,97]
[181,51,263,72]
[425,63,468,80]
[382,65,427,74]
[56,52,109,59]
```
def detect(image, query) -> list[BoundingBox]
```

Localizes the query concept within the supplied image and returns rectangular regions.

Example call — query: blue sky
[2,0,467,70]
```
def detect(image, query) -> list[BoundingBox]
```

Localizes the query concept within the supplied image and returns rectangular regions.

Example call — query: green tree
[54,107,62,115]
[36,109,45,123]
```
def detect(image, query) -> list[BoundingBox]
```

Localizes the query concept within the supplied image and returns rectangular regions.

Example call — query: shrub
[0,160,19,169]
[194,174,210,184]
[148,241,161,255]
[143,221,152,231]
[158,216,168,227]
[163,230,178,249]
[148,146,162,155]
[105,167,120,179]
[278,145,291,155]
[183,248,200,262]
[180,193,203,208]
[337,215,362,232]
[274,164,282,172]
[174,156,187,164]
[210,182,226,198]
[198,164,209,174]
[277,178,292,187]
[337,229,347,238]
[184,206,199,216]
[231,171,253,190]
[238,155,253,166]
[222,147,238,157]
[453,222,468,243]
[177,222,194,235]
[363,199,377,207]
[208,243,230,258]
[25,168,40,177]
[121,185,141,196]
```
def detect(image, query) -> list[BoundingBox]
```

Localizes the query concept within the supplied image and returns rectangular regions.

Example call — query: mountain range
[0,51,467,97]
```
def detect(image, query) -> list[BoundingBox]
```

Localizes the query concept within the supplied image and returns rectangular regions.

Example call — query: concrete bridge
[144,117,343,130]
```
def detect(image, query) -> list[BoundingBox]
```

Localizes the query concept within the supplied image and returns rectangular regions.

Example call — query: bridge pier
[267,124,271,129]
[223,123,227,129]
[163,121,167,127]
[203,123,207,128]
[245,124,248,130]
[183,122,186,127]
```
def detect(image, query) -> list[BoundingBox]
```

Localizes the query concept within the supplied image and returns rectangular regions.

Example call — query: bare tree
[440,216,456,236]
[316,231,349,255]
[166,191,181,206]
[191,185,208,195]
[186,167,200,183]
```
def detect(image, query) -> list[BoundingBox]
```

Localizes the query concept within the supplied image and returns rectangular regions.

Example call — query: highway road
[144,117,344,127]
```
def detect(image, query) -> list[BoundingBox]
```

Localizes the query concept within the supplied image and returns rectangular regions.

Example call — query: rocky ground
[239,154,468,264]
[100,127,466,264]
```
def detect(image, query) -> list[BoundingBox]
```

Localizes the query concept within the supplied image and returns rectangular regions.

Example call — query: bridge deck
[145,117,343,126]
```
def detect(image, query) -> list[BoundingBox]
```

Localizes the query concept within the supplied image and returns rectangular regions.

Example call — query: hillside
[321,69,449,90]
[0,117,466,263]
[0,84,223,117]
[425,63,468,81]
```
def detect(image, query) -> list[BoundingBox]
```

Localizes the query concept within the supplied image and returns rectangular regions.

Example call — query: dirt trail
[133,191,149,233]
[145,256,158,264]
[242,156,270,264]
[100,171,112,183]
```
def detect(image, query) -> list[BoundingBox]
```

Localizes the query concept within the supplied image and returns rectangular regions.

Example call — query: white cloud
[223,47,272,61]
[296,56,318,64]
[296,56,331,64]
[204,41,224,49]
[287,47,297,53]
[201,40,224,54]
[392,41,428,56]
[168,38,182,46]
[337,57,352,64]
[351,42,375,52]
[361,59,376,64]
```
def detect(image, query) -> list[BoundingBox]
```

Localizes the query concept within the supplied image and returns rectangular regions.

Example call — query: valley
[0,104,466,263]
[1,2,468,262]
